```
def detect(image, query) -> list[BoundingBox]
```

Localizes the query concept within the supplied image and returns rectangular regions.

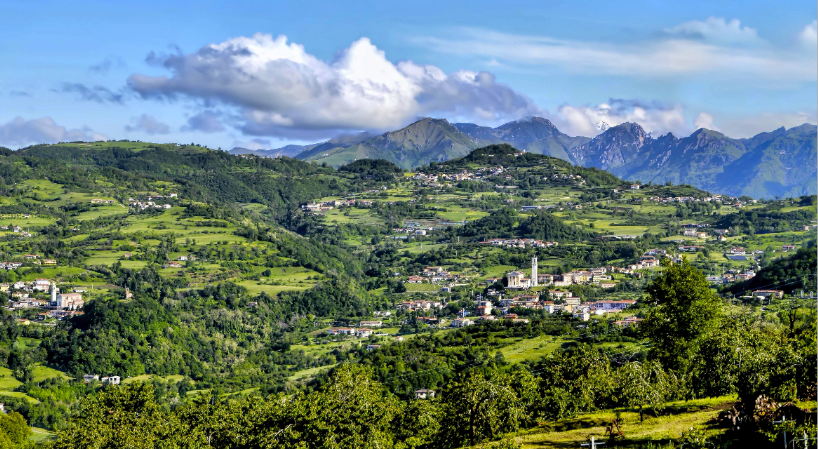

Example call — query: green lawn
[30,365,70,383]
[405,283,440,293]
[510,396,736,448]
[480,265,516,279]
[236,281,310,296]
[29,427,56,443]
[287,364,338,382]
[498,335,566,364]
[122,374,186,384]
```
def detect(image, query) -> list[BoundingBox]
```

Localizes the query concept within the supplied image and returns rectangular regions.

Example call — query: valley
[0,141,812,447]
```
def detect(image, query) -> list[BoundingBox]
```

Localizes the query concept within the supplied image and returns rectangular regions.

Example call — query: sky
[1,0,816,150]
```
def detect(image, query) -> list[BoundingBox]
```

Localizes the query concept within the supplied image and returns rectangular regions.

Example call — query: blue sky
[1,0,815,150]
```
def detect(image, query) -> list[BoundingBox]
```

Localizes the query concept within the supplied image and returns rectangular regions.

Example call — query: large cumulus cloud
[0,116,106,148]
[128,34,540,139]
[556,100,688,137]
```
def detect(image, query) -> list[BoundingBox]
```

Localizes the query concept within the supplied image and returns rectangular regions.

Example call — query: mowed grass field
[497,336,567,364]
[509,396,737,448]
[122,374,186,384]
[236,281,310,296]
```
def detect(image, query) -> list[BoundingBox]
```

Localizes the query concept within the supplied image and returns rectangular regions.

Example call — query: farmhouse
[752,290,784,299]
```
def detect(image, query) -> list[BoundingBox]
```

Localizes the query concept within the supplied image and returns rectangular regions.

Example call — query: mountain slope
[300,118,478,169]
[613,127,748,192]
[288,116,815,198]
[725,124,818,198]
[568,122,650,170]
[231,132,375,159]
[455,117,589,160]
[571,122,817,198]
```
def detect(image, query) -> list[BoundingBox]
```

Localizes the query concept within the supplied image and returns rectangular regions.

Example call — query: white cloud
[128,33,540,138]
[555,100,688,137]
[693,112,719,131]
[414,24,816,82]
[551,100,815,138]
[663,17,762,46]
[124,114,170,134]
[799,20,817,47]
[0,116,105,148]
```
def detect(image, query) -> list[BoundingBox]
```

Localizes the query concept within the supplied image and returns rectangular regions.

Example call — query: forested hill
[10,141,347,225]
[429,143,636,188]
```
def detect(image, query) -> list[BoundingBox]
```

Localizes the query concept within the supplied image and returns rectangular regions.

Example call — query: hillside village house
[752,290,784,299]
[451,318,472,328]
[614,316,643,328]
[589,300,637,311]
[360,321,382,327]
[415,389,435,399]
[101,376,121,385]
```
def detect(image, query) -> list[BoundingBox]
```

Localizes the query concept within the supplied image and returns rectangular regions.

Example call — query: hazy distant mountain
[229,144,306,158]
[231,132,374,159]
[455,116,589,161]
[573,122,817,198]
[292,116,816,198]
[300,118,478,169]
[568,122,649,171]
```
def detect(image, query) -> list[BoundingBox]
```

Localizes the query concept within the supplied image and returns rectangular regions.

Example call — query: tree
[439,373,525,447]
[51,382,190,449]
[615,360,674,422]
[0,411,30,448]
[642,258,723,371]
[536,345,614,421]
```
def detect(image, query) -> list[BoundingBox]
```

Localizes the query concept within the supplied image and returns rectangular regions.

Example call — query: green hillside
[0,140,811,447]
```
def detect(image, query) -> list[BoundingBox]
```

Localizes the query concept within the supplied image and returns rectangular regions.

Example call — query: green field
[512,396,736,448]
[498,335,567,363]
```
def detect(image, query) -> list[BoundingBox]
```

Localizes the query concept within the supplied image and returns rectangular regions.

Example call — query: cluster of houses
[683,228,709,239]
[487,292,636,319]
[324,321,408,342]
[162,255,196,269]
[406,267,462,285]
[82,374,121,385]
[3,280,84,317]
[708,268,756,285]
[645,194,756,208]
[504,258,617,290]
[0,224,32,237]
[393,227,434,236]
[413,166,507,187]
[0,255,57,268]
[648,195,726,204]
[129,199,171,210]
[397,300,443,312]
[302,198,373,213]
[478,239,558,249]
[549,173,585,185]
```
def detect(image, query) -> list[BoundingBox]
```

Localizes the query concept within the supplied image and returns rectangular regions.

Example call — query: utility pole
[580,437,605,449]
[772,416,788,448]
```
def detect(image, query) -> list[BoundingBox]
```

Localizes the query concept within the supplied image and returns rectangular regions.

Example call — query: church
[506,257,538,289]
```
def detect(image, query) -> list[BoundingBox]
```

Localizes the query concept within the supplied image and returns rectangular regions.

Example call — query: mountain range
[230,117,817,199]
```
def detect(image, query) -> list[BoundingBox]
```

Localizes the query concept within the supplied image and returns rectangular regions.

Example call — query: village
[2,279,86,323]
